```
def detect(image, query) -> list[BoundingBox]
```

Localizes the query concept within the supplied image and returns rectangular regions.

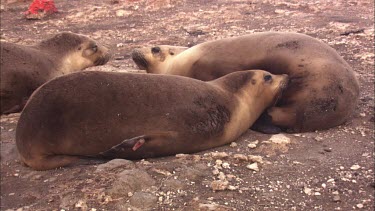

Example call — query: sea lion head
[217,70,289,109]
[131,45,188,73]
[39,32,111,73]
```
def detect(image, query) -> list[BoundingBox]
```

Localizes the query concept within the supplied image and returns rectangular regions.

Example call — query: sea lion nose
[151,46,161,54]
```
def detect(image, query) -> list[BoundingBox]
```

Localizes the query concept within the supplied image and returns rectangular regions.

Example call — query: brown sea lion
[0,32,111,114]
[132,32,360,133]
[16,70,288,170]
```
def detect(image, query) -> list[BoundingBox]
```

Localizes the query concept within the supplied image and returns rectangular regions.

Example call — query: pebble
[350,164,361,170]
[211,152,229,159]
[233,154,248,161]
[304,187,312,195]
[248,155,263,163]
[95,159,134,172]
[356,203,364,209]
[222,162,230,169]
[230,142,237,147]
[333,195,341,202]
[246,163,259,172]
[269,134,291,144]
[129,192,157,209]
[210,180,229,191]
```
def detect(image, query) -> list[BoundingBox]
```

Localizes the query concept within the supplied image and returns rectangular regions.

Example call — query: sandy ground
[0,0,374,210]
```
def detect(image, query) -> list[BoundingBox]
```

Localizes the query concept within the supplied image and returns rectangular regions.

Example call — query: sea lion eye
[170,52,175,55]
[151,47,161,54]
[264,74,272,82]
[92,45,98,52]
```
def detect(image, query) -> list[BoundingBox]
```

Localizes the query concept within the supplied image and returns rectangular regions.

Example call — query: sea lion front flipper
[99,132,178,157]
[251,112,282,134]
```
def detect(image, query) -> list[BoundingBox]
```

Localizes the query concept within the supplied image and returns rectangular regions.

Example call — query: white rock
[247,143,257,148]
[304,187,312,195]
[230,142,237,147]
[246,163,259,171]
[222,162,230,169]
[356,204,364,209]
[211,152,229,159]
[269,134,290,144]
[350,164,361,170]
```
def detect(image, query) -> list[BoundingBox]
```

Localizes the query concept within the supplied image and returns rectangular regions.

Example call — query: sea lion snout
[131,49,148,70]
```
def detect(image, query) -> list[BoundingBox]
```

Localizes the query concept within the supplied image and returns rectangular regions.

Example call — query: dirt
[0,0,374,210]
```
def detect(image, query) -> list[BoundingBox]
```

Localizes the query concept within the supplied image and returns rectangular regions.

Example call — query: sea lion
[0,32,111,114]
[132,32,360,133]
[16,70,288,170]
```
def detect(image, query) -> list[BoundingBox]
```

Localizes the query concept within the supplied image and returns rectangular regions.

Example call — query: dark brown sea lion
[16,70,288,170]
[0,32,111,114]
[132,32,360,133]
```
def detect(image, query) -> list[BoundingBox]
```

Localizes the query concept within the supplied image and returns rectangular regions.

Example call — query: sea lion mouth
[271,77,289,107]
[94,54,111,66]
[131,50,148,70]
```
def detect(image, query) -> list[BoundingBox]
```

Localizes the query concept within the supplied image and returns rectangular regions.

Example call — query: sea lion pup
[16,70,288,170]
[0,32,111,114]
[132,32,360,133]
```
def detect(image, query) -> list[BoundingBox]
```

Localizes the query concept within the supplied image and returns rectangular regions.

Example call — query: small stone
[211,152,229,159]
[304,187,312,195]
[116,10,131,17]
[356,204,364,209]
[269,134,290,144]
[314,136,324,141]
[116,43,124,48]
[222,162,230,169]
[333,195,341,202]
[350,164,361,170]
[128,192,133,197]
[359,113,366,117]
[247,143,257,148]
[210,180,229,191]
[233,154,248,161]
[75,200,88,209]
[322,183,326,188]
[215,160,223,166]
[175,153,189,159]
[339,166,345,170]
[327,178,335,183]
[212,169,220,175]
[218,172,226,180]
[314,192,321,196]
[246,163,259,172]
[228,185,238,190]
[248,155,263,163]
[332,191,339,195]
[230,142,237,147]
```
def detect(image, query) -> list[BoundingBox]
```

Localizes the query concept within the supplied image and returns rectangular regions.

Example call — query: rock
[115,9,131,17]
[233,154,248,161]
[229,142,237,147]
[129,192,157,210]
[246,163,259,171]
[179,164,209,181]
[109,169,155,197]
[247,140,259,148]
[75,200,88,210]
[95,159,134,172]
[333,195,341,202]
[303,187,312,195]
[211,152,229,159]
[356,203,364,208]
[60,193,83,209]
[350,164,361,170]
[161,178,185,191]
[210,180,229,191]
[198,203,234,210]
[248,155,263,163]
[269,134,290,144]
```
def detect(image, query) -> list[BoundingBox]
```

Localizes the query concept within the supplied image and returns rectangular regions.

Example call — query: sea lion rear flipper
[99,132,178,157]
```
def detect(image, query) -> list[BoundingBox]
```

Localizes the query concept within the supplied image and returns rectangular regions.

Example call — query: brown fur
[0,32,111,114]
[16,70,288,170]
[132,32,360,132]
